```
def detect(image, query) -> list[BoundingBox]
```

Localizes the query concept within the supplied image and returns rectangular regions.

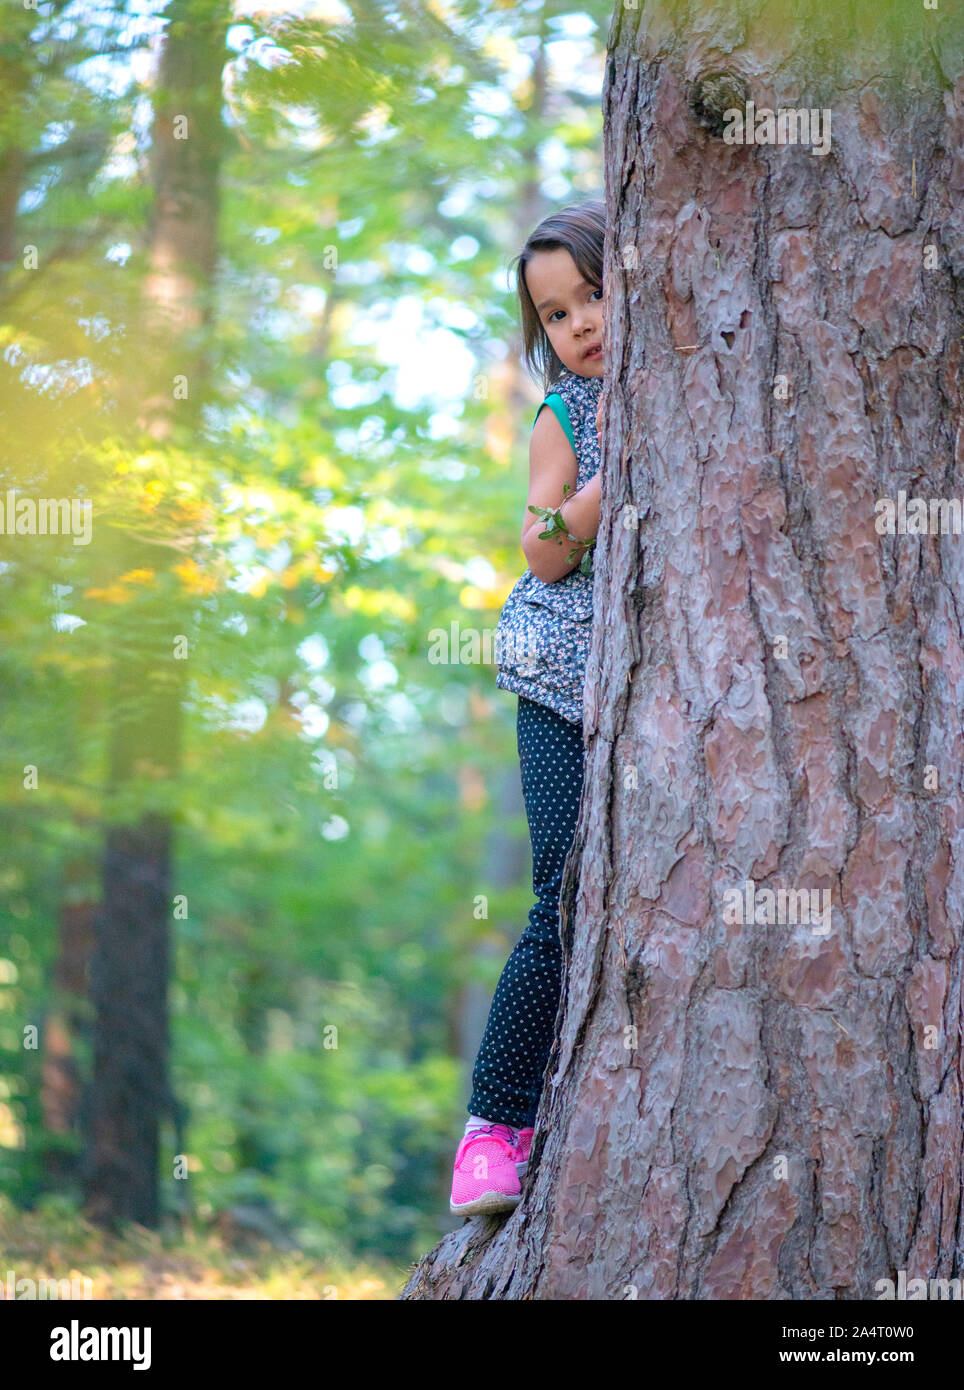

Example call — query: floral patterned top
[494,370,603,726]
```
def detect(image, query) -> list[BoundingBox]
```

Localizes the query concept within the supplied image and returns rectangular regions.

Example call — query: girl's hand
[596,392,606,445]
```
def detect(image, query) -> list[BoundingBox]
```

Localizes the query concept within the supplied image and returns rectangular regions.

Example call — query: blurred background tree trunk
[83,0,230,1227]
[40,859,96,1190]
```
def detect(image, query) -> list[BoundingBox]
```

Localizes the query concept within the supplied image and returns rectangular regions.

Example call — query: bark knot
[690,70,750,139]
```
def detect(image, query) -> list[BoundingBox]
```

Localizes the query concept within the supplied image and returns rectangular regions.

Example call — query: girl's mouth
[583,344,602,359]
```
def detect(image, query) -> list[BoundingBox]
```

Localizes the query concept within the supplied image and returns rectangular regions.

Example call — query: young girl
[450,200,606,1216]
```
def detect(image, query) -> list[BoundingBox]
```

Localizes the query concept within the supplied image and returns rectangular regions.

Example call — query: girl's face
[524,247,604,380]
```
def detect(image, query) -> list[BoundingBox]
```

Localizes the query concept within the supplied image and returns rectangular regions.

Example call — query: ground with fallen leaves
[0,1195,408,1300]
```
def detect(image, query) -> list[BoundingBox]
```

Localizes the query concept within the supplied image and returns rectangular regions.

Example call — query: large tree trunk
[402,0,964,1299]
[83,0,229,1226]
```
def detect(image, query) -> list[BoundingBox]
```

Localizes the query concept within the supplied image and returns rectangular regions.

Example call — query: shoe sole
[450,1190,522,1217]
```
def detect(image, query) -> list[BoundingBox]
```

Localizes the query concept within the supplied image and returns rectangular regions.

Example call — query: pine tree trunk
[402,0,964,1300]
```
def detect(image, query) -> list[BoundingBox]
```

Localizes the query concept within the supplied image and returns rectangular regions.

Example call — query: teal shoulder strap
[532,392,576,454]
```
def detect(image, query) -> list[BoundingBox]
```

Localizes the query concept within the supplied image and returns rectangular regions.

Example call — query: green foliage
[0,0,608,1265]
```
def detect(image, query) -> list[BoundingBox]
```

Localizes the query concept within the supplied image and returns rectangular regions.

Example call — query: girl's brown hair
[513,198,606,395]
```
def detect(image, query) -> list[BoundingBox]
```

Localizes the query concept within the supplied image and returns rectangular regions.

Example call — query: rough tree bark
[403,0,964,1299]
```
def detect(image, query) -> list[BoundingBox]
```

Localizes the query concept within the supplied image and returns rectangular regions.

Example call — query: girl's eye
[590,288,603,301]
[548,309,565,322]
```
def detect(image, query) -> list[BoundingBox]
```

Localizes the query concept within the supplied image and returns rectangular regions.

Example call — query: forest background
[0,0,610,1295]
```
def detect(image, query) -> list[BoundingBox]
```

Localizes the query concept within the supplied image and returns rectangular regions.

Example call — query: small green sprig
[528,483,595,576]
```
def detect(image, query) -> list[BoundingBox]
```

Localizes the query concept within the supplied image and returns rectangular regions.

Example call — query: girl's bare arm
[521,408,601,583]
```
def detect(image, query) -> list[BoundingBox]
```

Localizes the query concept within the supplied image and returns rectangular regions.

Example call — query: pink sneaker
[449,1124,521,1217]
[514,1127,534,1176]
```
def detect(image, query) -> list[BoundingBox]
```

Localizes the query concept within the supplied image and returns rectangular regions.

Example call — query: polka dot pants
[468,694,585,1129]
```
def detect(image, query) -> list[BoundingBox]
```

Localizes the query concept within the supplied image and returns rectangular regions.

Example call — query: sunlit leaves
[0,0,610,1260]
